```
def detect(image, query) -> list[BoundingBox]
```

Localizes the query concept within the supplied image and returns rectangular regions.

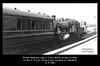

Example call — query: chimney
[52,15,56,20]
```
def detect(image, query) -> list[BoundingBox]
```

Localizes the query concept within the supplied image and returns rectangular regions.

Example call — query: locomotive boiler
[54,18,86,40]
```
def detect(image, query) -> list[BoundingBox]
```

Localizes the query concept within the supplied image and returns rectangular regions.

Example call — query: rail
[3,37,53,48]
[3,29,54,32]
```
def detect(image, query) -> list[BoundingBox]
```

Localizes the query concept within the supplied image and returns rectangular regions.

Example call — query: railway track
[3,31,96,55]
[3,35,81,55]
[3,38,54,54]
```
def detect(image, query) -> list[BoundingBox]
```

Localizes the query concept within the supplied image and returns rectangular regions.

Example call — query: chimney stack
[52,15,56,20]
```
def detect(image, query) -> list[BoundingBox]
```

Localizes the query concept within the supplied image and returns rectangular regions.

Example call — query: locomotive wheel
[81,32,87,37]
[78,34,82,39]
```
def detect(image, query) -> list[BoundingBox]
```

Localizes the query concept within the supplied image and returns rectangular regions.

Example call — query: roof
[3,8,54,20]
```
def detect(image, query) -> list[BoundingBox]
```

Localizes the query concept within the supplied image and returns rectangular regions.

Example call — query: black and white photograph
[2,3,98,64]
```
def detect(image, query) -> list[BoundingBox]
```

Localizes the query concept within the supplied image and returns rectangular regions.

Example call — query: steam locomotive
[54,19,86,40]
[3,7,86,48]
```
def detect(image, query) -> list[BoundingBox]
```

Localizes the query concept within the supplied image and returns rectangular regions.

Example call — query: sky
[3,3,97,25]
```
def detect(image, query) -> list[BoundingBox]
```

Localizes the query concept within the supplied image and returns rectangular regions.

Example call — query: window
[42,21,45,29]
[17,20,21,30]
[32,21,35,30]
[3,16,17,31]
[25,20,30,30]
[50,22,53,29]
[22,20,25,30]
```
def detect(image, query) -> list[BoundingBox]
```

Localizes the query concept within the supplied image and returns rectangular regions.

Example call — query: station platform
[43,33,97,55]
[59,35,97,55]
